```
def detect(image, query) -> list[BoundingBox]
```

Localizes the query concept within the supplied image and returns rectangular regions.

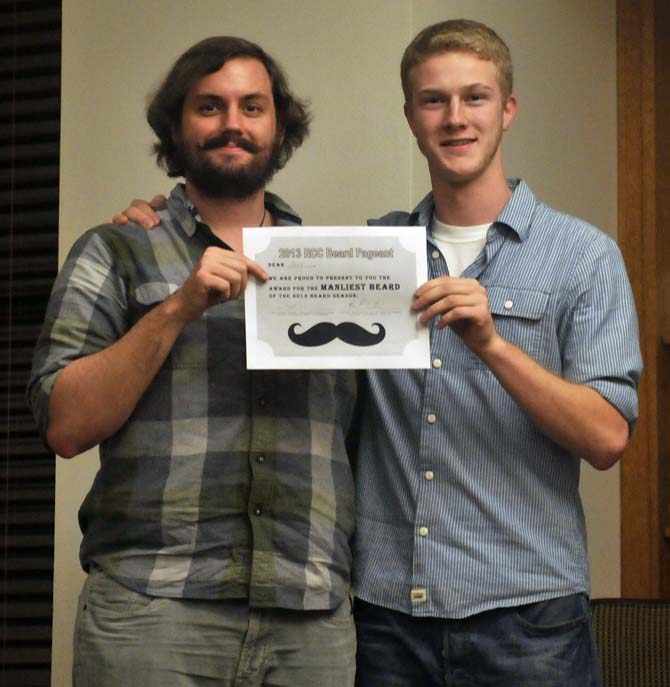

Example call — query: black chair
[591,597,670,687]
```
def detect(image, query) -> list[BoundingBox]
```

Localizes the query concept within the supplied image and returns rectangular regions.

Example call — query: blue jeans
[354,594,602,686]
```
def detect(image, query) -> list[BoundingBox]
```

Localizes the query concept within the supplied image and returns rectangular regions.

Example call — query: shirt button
[254,507,263,516]
[258,397,267,407]
[425,470,434,481]
[504,299,514,310]
[419,526,429,537]
[432,358,442,369]
[256,455,265,464]
[426,414,437,424]
[431,250,440,260]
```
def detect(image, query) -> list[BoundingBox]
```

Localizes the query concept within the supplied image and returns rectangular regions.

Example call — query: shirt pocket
[467,285,549,370]
[131,281,202,369]
[134,282,179,306]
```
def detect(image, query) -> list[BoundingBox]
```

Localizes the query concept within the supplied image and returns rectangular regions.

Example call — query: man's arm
[46,246,267,458]
[413,275,632,470]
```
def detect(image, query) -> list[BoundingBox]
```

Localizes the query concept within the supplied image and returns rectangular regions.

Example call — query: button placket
[248,373,275,534]
[415,328,444,607]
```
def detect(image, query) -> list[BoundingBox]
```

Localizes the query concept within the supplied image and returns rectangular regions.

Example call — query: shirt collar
[410,178,537,243]
[496,179,537,242]
[165,183,302,238]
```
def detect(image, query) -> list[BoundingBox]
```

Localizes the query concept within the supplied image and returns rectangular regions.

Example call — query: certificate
[243,226,430,369]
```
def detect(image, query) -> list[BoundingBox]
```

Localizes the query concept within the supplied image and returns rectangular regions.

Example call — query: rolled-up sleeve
[26,228,128,443]
[559,232,642,429]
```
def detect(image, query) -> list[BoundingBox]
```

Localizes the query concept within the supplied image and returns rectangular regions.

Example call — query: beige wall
[55,1,618,684]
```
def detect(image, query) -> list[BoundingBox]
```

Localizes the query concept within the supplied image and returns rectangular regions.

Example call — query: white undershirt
[431,214,490,276]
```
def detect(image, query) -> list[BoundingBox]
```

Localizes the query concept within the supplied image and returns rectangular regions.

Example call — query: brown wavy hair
[147,36,310,177]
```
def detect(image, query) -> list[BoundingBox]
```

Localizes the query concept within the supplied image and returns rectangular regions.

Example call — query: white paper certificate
[243,226,429,369]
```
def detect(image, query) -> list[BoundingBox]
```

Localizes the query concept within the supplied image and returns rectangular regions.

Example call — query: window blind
[1,1,60,684]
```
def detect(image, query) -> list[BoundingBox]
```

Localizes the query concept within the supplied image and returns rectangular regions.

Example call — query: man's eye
[199,103,217,114]
[245,103,261,113]
[422,96,444,106]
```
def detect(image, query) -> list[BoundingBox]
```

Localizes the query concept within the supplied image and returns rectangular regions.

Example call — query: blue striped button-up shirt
[353,179,641,618]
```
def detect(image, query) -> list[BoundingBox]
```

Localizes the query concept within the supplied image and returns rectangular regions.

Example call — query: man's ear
[403,101,417,137]
[502,94,518,132]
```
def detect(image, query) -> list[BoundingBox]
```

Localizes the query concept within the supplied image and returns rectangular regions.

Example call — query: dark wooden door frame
[617,0,670,598]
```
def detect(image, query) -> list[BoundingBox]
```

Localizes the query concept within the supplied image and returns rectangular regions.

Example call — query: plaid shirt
[28,184,357,610]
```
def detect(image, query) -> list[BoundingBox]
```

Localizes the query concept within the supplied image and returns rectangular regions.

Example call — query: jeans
[73,566,355,687]
[354,594,602,686]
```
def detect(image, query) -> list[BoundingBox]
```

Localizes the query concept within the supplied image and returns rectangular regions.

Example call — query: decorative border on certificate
[243,226,429,369]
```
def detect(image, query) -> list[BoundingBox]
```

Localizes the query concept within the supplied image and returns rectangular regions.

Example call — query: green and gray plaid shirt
[28,184,357,610]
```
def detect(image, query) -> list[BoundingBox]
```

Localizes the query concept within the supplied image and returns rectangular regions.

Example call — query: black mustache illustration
[288,322,386,347]
[201,131,260,153]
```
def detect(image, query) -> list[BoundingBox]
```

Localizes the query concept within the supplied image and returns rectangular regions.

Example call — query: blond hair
[401,19,513,102]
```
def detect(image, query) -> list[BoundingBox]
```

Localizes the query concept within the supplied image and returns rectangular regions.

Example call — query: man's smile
[440,137,476,147]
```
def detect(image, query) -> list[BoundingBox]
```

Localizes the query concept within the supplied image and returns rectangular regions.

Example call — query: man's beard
[178,131,281,200]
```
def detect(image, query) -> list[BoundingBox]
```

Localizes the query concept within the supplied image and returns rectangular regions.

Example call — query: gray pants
[73,566,355,687]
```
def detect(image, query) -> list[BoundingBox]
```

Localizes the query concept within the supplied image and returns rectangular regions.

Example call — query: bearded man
[28,36,357,687]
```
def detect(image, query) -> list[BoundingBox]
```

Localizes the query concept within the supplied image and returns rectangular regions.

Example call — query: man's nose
[220,105,242,131]
[443,99,465,128]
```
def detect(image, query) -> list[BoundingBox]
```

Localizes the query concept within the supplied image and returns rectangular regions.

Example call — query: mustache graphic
[288,322,386,347]
[200,131,261,154]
